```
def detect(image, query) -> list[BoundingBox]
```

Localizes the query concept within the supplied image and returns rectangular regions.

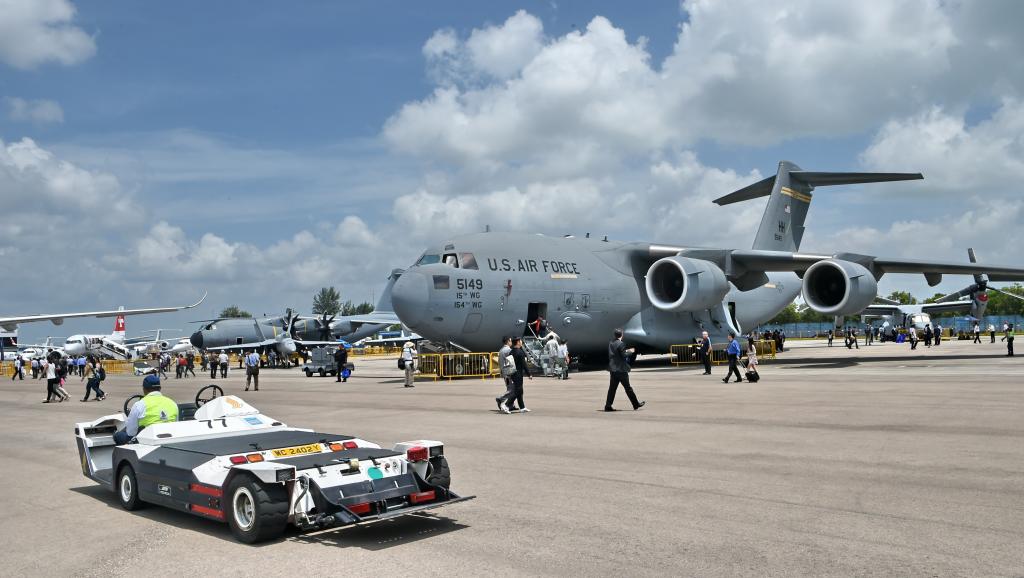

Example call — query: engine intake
[802,259,877,316]
[645,257,730,312]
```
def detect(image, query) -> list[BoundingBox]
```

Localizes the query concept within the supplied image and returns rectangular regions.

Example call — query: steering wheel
[195,384,224,408]
[123,394,143,416]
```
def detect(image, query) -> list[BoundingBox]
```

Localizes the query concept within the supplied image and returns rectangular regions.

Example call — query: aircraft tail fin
[714,161,922,252]
[112,309,126,341]
[375,269,404,313]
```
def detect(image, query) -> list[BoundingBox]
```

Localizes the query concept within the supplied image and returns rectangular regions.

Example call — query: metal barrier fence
[415,352,500,381]
[670,340,776,366]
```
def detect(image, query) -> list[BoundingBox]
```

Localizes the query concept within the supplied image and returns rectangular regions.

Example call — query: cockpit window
[417,254,441,266]
[460,253,478,270]
[433,275,450,290]
[442,253,458,267]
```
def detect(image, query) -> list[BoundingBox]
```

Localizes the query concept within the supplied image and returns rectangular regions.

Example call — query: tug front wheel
[225,474,288,544]
[116,464,144,511]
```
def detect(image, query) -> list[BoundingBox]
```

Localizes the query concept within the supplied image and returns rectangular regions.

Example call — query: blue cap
[143,374,161,389]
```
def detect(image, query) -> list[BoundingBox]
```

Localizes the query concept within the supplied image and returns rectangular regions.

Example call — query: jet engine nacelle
[802,259,878,316]
[645,257,730,312]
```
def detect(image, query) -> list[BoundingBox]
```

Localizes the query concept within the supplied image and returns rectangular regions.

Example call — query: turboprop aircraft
[389,161,1024,357]
[188,270,403,356]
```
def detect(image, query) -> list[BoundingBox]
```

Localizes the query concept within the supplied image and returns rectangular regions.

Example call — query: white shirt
[402,346,416,361]
[218,353,229,364]
[46,362,56,379]
[557,344,568,358]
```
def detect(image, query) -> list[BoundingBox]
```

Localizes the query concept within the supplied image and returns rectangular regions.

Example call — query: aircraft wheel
[117,464,144,511]
[226,474,288,544]
[304,368,313,377]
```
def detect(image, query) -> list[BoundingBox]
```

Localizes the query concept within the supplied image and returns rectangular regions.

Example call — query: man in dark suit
[605,329,645,412]
[699,331,712,375]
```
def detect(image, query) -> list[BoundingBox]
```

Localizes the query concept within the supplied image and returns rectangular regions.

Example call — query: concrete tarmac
[1,338,1022,577]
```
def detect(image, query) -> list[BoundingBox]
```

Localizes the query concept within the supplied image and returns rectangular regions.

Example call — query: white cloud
[0,0,96,69]
[860,100,1024,193]
[6,97,64,123]
[0,137,133,215]
[464,10,545,79]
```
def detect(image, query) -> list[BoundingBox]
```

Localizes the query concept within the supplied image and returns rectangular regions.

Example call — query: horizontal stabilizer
[714,171,922,206]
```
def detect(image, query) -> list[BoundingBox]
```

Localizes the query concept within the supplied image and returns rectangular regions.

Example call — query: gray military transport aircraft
[389,161,1024,357]
[188,270,403,357]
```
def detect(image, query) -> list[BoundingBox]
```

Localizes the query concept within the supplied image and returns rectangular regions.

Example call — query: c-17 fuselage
[391,232,800,355]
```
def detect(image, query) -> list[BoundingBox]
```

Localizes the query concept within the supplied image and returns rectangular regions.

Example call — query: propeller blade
[989,286,1024,302]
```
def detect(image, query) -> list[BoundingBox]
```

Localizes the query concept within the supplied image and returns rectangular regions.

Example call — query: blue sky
[2,0,1022,343]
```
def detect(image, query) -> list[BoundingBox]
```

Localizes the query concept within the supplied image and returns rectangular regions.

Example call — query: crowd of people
[5,350,109,403]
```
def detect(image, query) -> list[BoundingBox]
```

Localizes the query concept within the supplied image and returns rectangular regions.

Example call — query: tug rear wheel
[225,474,288,544]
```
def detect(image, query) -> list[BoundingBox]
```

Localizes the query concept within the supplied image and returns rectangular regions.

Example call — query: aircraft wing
[294,339,343,347]
[725,251,1024,283]
[343,312,401,326]
[205,338,278,351]
[920,300,976,315]
[0,293,207,331]
[860,304,901,316]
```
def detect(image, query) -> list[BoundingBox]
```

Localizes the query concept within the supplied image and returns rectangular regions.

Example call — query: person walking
[850,328,860,349]
[43,355,66,402]
[81,356,106,401]
[54,355,71,401]
[506,337,532,413]
[334,344,349,382]
[699,331,712,375]
[934,323,942,347]
[185,353,196,377]
[31,357,39,379]
[923,324,933,347]
[989,323,997,343]
[865,325,873,346]
[200,352,208,373]
[827,328,834,347]
[208,352,217,379]
[1003,323,1015,356]
[76,355,86,377]
[745,338,760,382]
[973,322,982,344]
[605,329,644,411]
[401,341,417,387]
[909,325,918,350]
[218,351,229,378]
[722,331,743,383]
[244,350,260,391]
[556,339,570,380]
[11,355,24,380]
[495,336,518,412]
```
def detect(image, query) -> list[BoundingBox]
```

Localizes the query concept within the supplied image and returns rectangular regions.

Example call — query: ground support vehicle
[74,386,473,543]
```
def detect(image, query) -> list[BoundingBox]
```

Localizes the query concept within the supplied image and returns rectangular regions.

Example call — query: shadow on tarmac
[70,484,469,549]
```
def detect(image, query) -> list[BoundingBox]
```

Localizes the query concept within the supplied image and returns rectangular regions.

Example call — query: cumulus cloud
[0,136,134,216]
[6,97,64,123]
[0,0,96,69]
[861,100,1024,193]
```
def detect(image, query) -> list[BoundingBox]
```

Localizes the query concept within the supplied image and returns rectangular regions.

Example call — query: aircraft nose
[391,270,429,327]
[189,331,204,349]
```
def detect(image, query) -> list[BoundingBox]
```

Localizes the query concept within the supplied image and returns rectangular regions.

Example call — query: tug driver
[113,374,178,445]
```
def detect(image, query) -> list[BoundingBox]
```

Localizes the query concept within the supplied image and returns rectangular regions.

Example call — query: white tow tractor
[74,385,473,543]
